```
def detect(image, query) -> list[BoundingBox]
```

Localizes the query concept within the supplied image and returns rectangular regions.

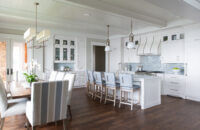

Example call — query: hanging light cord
[107,25,110,46]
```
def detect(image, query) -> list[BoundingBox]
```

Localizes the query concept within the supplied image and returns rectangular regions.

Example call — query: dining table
[8,81,31,99]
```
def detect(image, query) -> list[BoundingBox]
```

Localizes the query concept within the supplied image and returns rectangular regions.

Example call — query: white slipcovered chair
[49,71,58,81]
[55,72,65,81]
[26,80,69,130]
[63,73,75,120]
[0,77,27,130]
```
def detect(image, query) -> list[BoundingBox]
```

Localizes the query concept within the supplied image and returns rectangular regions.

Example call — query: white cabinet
[163,74,186,98]
[123,37,140,63]
[54,38,76,63]
[184,27,200,101]
[161,40,185,63]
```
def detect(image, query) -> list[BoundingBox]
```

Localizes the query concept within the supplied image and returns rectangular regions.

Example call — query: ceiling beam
[55,0,166,27]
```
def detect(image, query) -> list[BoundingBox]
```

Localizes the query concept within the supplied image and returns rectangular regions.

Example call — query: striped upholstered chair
[63,73,76,120]
[26,80,69,130]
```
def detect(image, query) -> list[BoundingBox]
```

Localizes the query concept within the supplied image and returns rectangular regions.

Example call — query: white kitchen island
[134,75,161,109]
[114,74,161,110]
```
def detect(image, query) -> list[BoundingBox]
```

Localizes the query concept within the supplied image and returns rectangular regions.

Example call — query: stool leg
[104,88,107,104]
[131,91,134,110]
[113,89,116,107]
[0,118,5,130]
[119,90,121,108]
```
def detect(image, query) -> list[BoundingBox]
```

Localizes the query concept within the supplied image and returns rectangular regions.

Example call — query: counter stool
[118,73,140,110]
[87,71,95,98]
[93,72,105,103]
[104,72,117,107]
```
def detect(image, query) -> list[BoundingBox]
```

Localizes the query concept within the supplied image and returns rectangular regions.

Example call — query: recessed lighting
[83,13,90,16]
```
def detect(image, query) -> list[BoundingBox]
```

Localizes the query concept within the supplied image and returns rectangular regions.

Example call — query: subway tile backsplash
[125,56,184,75]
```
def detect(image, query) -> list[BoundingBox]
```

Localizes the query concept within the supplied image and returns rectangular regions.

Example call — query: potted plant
[24,73,38,87]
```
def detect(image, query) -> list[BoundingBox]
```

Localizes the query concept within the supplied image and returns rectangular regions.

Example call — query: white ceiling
[0,0,197,36]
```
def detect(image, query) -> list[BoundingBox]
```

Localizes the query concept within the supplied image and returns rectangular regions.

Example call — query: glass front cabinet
[54,38,76,63]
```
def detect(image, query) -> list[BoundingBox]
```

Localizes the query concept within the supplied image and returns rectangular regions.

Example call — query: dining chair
[118,73,140,110]
[104,72,118,107]
[49,71,58,81]
[26,80,69,130]
[63,73,76,120]
[55,72,65,81]
[0,79,27,130]
[93,72,105,103]
[87,71,95,98]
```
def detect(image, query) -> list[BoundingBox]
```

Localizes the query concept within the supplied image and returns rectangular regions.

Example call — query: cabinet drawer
[167,89,181,97]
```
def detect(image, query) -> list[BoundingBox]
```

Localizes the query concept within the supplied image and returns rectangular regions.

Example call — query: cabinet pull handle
[7,68,9,75]
[170,82,179,84]
[170,89,178,91]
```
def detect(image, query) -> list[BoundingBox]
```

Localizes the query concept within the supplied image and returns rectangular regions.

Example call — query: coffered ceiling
[0,0,197,36]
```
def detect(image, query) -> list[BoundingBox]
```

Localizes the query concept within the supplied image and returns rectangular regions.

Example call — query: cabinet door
[55,47,60,61]
[63,48,68,61]
[185,31,200,99]
[161,40,184,63]
[70,48,75,61]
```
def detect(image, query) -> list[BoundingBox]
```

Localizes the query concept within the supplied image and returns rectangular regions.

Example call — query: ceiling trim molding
[55,0,166,27]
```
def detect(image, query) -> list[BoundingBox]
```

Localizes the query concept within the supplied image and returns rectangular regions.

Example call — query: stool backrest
[88,71,94,83]
[93,72,102,85]
[104,72,116,87]
[119,73,133,88]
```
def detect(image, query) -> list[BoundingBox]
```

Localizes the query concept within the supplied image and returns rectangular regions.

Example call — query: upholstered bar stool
[93,72,105,103]
[87,71,95,98]
[104,72,118,107]
[118,73,140,110]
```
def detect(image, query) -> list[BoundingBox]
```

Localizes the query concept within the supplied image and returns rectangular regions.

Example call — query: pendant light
[105,25,111,52]
[127,18,135,49]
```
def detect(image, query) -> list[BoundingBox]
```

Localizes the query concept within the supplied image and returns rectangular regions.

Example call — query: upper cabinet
[123,36,140,63]
[161,30,185,63]
[54,37,76,63]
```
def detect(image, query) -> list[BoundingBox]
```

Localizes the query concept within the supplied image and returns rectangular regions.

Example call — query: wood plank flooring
[3,88,200,130]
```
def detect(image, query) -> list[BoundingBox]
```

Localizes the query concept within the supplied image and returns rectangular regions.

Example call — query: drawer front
[167,89,182,97]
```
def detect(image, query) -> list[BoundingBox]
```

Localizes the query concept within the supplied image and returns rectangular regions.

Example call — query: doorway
[94,46,105,72]
[0,40,26,82]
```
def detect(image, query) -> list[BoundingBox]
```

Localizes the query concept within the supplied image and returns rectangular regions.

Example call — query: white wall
[109,37,122,72]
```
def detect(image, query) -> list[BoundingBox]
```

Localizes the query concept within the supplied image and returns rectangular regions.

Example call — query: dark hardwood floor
[3,88,200,130]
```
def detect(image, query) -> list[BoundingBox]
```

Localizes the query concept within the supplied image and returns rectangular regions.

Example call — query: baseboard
[186,96,200,102]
